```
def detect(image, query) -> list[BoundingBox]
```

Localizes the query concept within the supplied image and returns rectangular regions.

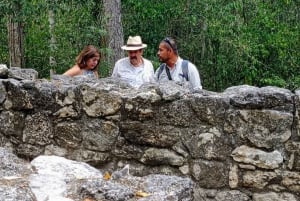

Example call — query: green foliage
[25,0,106,78]
[0,0,106,78]
[0,16,8,64]
[121,0,186,68]
[261,76,286,88]
[122,0,299,91]
[0,0,299,91]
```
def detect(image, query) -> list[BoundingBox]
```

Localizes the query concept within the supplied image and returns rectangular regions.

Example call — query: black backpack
[157,60,189,81]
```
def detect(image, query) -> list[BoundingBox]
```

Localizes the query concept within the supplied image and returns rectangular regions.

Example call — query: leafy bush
[0,0,299,91]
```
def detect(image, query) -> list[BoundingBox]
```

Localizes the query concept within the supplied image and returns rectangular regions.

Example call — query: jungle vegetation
[0,0,299,92]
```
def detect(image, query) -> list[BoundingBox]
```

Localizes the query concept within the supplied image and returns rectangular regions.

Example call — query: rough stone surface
[0,73,300,200]
[253,192,298,201]
[231,145,283,169]
[140,147,186,166]
[0,147,36,201]
[215,190,251,201]
[242,170,277,189]
[9,67,38,80]
[191,159,227,188]
[0,149,194,201]
[229,164,239,188]
[0,64,8,78]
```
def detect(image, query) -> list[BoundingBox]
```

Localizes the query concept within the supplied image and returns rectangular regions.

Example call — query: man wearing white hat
[112,36,155,88]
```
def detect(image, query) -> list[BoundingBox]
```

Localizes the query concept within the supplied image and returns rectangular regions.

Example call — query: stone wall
[1,66,300,200]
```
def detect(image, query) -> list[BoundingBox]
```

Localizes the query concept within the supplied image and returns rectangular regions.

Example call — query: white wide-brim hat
[121,36,147,51]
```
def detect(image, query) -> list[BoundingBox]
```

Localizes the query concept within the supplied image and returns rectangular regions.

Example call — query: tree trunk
[48,9,57,76]
[8,15,25,68]
[103,0,124,74]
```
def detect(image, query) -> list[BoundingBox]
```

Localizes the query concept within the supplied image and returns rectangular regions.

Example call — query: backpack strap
[181,60,189,81]
[158,60,189,81]
[157,63,172,80]
[157,63,165,80]
[165,66,172,80]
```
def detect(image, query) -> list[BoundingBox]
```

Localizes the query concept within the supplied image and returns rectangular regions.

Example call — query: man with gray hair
[112,35,155,88]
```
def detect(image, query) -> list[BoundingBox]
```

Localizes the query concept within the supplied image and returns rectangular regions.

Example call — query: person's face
[128,49,143,66]
[157,42,171,63]
[86,55,100,70]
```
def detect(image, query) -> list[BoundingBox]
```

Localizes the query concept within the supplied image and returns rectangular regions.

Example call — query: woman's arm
[63,65,81,77]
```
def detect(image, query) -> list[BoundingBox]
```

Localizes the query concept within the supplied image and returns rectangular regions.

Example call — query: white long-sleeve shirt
[155,57,202,91]
[112,57,155,88]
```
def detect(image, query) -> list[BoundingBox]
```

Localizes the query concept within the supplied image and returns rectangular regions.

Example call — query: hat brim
[121,44,147,51]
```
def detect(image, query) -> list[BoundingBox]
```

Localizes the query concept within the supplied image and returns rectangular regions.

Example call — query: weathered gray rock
[0,147,33,178]
[30,155,103,201]
[183,127,231,160]
[0,179,36,201]
[215,190,250,201]
[80,84,123,117]
[0,147,36,201]
[285,140,300,170]
[23,112,53,146]
[70,178,134,201]
[154,98,194,127]
[278,170,300,192]
[0,148,198,201]
[29,155,194,201]
[0,81,6,107]
[121,122,181,147]
[191,160,227,188]
[229,164,239,188]
[54,122,83,148]
[293,89,300,138]
[113,136,145,160]
[253,192,298,201]
[190,93,230,125]
[115,159,183,178]
[71,173,194,201]
[156,80,190,101]
[242,170,277,189]
[140,147,186,166]
[0,110,25,140]
[224,85,294,148]
[0,64,8,78]
[193,188,251,201]
[223,85,294,111]
[69,149,111,165]
[1,74,300,200]
[225,109,292,149]
[231,145,283,169]
[9,67,38,80]
[3,79,34,110]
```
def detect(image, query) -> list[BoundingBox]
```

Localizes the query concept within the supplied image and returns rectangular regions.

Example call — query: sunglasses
[163,37,175,51]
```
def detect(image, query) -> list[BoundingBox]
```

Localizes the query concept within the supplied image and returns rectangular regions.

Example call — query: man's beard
[130,56,137,61]
[159,57,167,63]
[130,57,140,66]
